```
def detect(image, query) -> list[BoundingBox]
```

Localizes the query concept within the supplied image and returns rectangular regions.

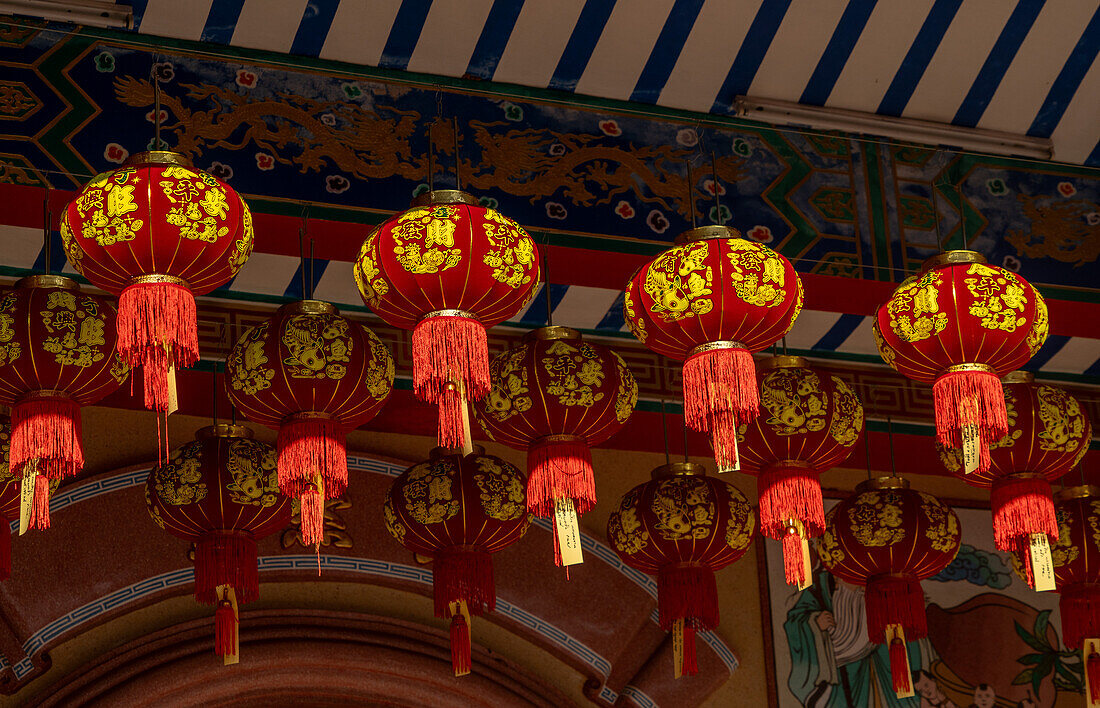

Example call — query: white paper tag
[166,364,179,416]
[1030,533,1056,592]
[219,584,239,666]
[887,624,915,698]
[729,433,740,472]
[672,617,684,679]
[554,498,584,566]
[961,424,979,474]
[18,462,36,536]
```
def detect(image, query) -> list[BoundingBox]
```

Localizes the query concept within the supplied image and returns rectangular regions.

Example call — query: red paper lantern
[607,463,756,677]
[623,225,803,472]
[817,477,961,697]
[354,191,539,448]
[225,300,393,545]
[473,326,637,566]
[0,275,128,505]
[62,151,254,412]
[146,424,290,658]
[874,251,1047,475]
[737,356,864,588]
[0,415,59,578]
[939,372,1090,589]
[1018,486,1100,700]
[384,447,529,675]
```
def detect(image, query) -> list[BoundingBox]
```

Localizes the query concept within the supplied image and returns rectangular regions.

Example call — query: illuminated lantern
[384,447,529,676]
[817,477,961,697]
[0,276,128,502]
[0,415,59,577]
[939,372,1090,589]
[146,424,290,659]
[62,151,253,412]
[225,301,393,544]
[607,462,755,677]
[1017,486,1100,703]
[473,326,637,566]
[354,191,539,449]
[874,251,1047,476]
[623,225,803,472]
[737,356,864,588]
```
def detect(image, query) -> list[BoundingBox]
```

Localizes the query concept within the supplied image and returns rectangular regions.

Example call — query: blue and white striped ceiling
[115,0,1100,166]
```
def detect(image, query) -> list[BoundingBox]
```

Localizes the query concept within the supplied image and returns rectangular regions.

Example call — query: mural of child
[913,669,958,708]
[967,684,996,708]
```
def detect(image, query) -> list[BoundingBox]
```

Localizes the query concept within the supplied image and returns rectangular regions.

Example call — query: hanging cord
[864,416,873,480]
[150,59,163,149]
[427,122,435,193]
[42,184,51,275]
[684,160,696,229]
[886,416,897,478]
[660,399,671,466]
[543,242,553,326]
[452,116,462,192]
[211,363,218,427]
[710,151,722,225]
[298,206,309,299]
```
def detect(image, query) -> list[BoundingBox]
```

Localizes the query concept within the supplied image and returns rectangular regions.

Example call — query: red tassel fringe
[932,369,1006,474]
[759,466,825,539]
[29,474,50,531]
[682,625,698,676]
[1089,651,1100,703]
[658,565,719,631]
[433,548,494,618]
[526,437,596,518]
[118,281,198,412]
[450,613,472,676]
[300,488,325,548]
[782,529,806,588]
[194,532,259,605]
[991,476,1056,587]
[865,575,926,644]
[889,638,911,694]
[214,601,236,657]
[0,520,10,581]
[10,394,82,480]
[276,416,347,498]
[682,347,757,471]
[1060,586,1100,651]
[412,315,489,448]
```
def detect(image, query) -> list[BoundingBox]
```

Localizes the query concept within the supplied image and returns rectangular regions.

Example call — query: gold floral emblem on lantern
[651,476,715,542]
[481,209,537,289]
[848,491,907,547]
[886,271,948,343]
[391,205,463,274]
[281,314,353,380]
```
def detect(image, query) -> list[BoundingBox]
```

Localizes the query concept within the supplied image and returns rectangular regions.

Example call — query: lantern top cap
[650,461,706,479]
[195,424,254,441]
[856,475,909,492]
[411,189,479,208]
[278,299,338,316]
[674,225,743,246]
[1055,485,1100,503]
[1002,370,1034,384]
[525,326,581,343]
[124,150,193,169]
[762,354,808,370]
[16,274,79,291]
[921,250,987,272]
[429,445,486,461]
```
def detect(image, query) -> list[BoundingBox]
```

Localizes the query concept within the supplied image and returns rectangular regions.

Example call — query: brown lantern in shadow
[607,462,756,677]
[817,477,961,698]
[384,447,529,676]
[146,424,290,661]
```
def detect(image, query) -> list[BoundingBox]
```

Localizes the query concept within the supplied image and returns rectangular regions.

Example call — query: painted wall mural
[767,502,1081,708]
[0,27,1096,302]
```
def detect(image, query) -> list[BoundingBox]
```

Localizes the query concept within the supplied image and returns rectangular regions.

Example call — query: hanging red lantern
[939,372,1090,590]
[1015,486,1100,703]
[623,225,803,472]
[384,447,529,676]
[0,414,60,578]
[0,276,128,502]
[146,424,290,660]
[817,477,961,697]
[874,251,1047,476]
[225,301,393,545]
[607,462,756,677]
[354,191,539,448]
[472,326,637,567]
[62,151,254,412]
[737,356,864,589]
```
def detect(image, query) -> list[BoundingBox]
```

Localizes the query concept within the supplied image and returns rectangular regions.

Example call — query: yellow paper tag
[1030,533,1056,592]
[166,364,179,416]
[18,462,36,536]
[459,393,473,456]
[798,535,813,591]
[961,424,979,474]
[672,617,684,679]
[219,584,240,666]
[887,624,915,698]
[554,498,584,566]
[1086,639,1100,707]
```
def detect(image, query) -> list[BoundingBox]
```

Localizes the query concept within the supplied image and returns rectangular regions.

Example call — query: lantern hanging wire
[42,184,50,275]
[684,160,696,229]
[660,399,670,466]
[710,151,722,225]
[452,116,462,192]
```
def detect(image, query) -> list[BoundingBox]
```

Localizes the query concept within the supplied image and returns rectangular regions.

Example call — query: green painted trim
[753,127,819,255]
[35,34,101,182]
[861,142,892,281]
